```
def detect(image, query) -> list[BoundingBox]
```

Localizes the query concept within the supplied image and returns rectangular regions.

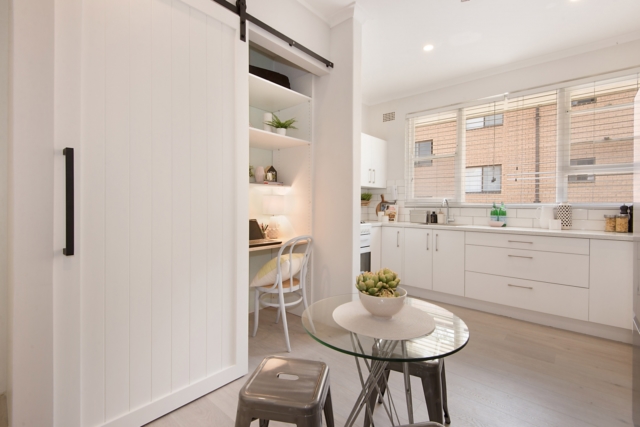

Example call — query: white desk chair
[250,236,313,352]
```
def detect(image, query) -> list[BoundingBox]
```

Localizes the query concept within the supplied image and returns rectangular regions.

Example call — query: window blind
[562,74,639,204]
[406,110,459,200]
[405,72,639,205]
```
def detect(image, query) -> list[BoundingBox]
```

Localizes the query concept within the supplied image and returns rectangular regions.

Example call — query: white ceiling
[297,0,640,105]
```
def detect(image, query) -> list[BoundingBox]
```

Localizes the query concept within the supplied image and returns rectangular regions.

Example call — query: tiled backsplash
[361,180,618,231]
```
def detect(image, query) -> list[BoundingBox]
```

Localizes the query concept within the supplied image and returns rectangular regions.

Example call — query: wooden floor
[146,301,633,427]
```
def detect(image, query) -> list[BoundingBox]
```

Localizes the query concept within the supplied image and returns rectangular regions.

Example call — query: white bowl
[358,287,407,319]
[488,220,505,227]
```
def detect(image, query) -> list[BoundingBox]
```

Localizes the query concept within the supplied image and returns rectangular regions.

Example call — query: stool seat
[236,356,334,427]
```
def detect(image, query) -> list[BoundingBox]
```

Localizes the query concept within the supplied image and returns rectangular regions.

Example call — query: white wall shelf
[249,73,311,112]
[249,183,291,189]
[249,127,310,150]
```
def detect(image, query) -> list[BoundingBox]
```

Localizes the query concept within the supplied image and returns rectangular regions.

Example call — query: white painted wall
[8,0,56,426]
[314,14,362,299]
[0,0,8,398]
[247,0,330,59]
[364,38,640,185]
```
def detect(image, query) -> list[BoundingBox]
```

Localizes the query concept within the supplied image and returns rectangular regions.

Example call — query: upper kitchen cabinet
[361,133,387,188]
[248,45,313,150]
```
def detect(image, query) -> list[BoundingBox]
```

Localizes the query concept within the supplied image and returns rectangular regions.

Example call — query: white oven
[360,223,372,273]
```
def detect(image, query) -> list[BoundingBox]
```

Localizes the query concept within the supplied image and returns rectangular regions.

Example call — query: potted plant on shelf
[361,192,372,206]
[264,114,297,136]
[355,268,406,318]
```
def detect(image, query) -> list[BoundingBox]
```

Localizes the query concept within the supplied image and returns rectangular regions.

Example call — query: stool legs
[441,361,450,424]
[421,364,444,425]
[323,388,335,427]
[234,408,254,427]
[368,361,450,425]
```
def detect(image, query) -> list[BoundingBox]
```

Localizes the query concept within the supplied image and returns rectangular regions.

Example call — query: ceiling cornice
[328,2,367,28]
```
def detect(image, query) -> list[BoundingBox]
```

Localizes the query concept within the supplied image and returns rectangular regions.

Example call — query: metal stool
[365,359,450,426]
[235,356,334,427]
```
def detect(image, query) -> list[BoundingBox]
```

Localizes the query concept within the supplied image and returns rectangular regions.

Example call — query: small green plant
[249,165,255,178]
[361,192,372,201]
[355,268,401,297]
[264,114,298,130]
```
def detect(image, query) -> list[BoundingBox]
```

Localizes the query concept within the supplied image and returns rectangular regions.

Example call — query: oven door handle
[360,245,371,254]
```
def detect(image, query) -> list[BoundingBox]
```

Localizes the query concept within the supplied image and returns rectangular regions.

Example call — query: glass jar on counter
[616,214,630,233]
[604,215,616,232]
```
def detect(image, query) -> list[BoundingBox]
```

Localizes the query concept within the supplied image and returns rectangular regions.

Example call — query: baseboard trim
[405,285,632,344]
[101,364,247,427]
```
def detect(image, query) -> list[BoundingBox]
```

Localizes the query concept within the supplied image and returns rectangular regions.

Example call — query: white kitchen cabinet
[465,271,589,321]
[404,228,433,290]
[433,230,465,296]
[361,133,387,188]
[381,227,404,278]
[465,245,589,288]
[370,226,382,273]
[589,239,633,329]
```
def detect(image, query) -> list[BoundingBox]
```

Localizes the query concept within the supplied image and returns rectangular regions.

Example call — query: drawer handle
[508,255,533,259]
[508,240,533,244]
[508,284,533,290]
[427,233,429,251]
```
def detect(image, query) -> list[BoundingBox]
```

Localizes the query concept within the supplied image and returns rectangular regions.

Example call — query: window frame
[405,73,639,208]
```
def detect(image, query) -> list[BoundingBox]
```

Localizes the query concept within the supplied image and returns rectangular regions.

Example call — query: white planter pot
[263,113,273,132]
[276,128,286,136]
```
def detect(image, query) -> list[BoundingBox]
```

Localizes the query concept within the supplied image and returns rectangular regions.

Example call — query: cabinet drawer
[465,272,589,321]
[465,232,589,255]
[465,245,589,288]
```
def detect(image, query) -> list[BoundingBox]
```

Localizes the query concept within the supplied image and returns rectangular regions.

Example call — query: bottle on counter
[490,203,498,221]
[629,205,634,233]
[430,211,438,224]
[437,209,445,224]
[499,202,507,220]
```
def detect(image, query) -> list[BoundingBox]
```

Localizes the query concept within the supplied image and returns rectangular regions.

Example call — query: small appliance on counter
[410,210,429,224]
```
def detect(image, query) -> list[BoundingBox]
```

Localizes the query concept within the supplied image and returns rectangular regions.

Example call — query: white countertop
[367,221,638,241]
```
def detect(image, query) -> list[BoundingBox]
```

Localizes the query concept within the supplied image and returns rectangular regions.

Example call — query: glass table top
[301,294,470,362]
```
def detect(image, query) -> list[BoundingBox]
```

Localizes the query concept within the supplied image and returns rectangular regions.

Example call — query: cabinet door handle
[508,240,533,244]
[435,234,438,252]
[397,231,400,247]
[508,284,533,290]
[373,169,376,183]
[63,147,74,256]
[426,233,429,251]
[508,255,533,259]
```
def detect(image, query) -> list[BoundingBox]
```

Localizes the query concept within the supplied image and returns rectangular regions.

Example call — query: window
[405,73,639,205]
[406,110,458,199]
[568,158,596,183]
[414,140,433,167]
[465,165,502,193]
[465,113,503,130]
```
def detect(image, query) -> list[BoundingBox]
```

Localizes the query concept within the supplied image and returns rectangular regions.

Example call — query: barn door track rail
[211,0,334,68]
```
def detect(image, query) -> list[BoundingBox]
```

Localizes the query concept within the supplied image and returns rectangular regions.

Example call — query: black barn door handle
[63,148,74,256]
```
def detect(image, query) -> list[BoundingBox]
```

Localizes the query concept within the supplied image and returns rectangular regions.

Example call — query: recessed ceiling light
[423,44,434,52]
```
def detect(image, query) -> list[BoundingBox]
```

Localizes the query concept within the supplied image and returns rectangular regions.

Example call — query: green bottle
[491,203,498,221]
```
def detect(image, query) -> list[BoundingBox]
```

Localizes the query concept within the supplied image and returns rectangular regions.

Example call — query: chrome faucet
[442,198,454,224]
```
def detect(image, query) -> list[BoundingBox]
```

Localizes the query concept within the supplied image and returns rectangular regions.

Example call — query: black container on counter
[430,211,438,223]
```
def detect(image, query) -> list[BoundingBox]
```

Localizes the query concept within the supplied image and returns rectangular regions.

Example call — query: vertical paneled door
[56,0,248,426]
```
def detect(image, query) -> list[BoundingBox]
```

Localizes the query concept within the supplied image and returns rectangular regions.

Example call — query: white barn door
[57,0,248,425]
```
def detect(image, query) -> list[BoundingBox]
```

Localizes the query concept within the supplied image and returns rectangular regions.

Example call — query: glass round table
[301,294,470,426]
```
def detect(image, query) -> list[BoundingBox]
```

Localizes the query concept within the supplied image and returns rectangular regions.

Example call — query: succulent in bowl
[355,268,401,297]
